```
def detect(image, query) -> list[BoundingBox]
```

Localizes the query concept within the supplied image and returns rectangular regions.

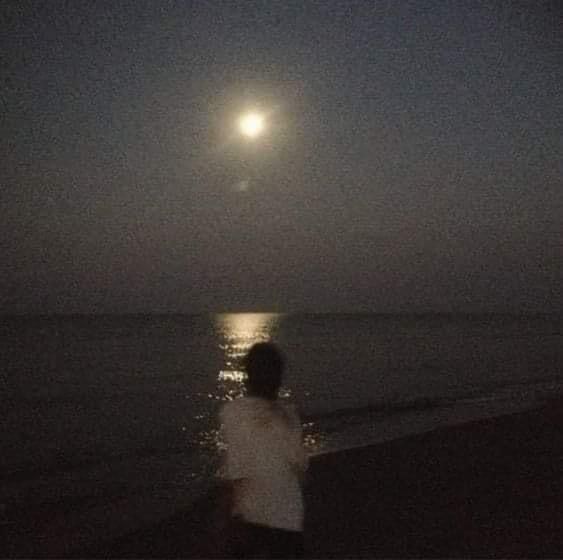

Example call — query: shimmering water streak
[194,313,326,456]
[215,312,280,396]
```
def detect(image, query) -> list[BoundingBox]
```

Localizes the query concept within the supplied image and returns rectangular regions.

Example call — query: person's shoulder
[282,401,299,414]
[219,396,254,422]
[279,401,300,418]
[219,397,239,419]
[276,401,302,432]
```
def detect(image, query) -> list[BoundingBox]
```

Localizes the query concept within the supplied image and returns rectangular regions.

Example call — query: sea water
[1,313,562,553]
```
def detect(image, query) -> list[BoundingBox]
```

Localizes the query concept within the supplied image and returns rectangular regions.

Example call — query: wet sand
[10,399,563,558]
[304,398,563,558]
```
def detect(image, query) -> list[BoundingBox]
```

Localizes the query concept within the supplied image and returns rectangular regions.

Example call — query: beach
[61,398,563,558]
[304,398,563,558]
[3,314,562,558]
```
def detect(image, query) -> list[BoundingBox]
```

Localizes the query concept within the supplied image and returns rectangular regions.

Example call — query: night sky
[2,1,562,314]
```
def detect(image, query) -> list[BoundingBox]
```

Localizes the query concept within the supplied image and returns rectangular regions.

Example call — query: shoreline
[63,397,563,558]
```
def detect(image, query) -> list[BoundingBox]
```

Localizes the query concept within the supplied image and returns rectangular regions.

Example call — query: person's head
[244,342,285,401]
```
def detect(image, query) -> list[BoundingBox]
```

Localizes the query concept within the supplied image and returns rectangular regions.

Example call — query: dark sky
[2,1,562,313]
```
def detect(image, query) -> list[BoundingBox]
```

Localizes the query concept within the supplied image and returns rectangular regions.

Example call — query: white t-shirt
[218,396,307,532]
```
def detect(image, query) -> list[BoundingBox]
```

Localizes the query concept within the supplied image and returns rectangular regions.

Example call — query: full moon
[238,112,265,138]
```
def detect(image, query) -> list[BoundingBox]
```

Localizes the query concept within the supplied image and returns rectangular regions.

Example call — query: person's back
[217,343,307,557]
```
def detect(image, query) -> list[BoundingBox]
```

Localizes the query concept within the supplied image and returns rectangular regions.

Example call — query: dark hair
[244,342,285,401]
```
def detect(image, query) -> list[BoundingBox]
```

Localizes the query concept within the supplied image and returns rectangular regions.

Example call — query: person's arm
[217,403,252,508]
[286,405,308,481]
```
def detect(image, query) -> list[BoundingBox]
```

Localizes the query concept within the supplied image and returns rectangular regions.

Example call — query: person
[217,342,307,558]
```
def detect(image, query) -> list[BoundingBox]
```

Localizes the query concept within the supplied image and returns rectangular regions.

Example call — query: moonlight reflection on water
[194,314,324,456]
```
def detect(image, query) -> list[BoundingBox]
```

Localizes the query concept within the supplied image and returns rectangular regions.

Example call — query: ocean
[2,313,562,554]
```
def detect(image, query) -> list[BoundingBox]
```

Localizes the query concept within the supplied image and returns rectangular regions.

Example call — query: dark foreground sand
[304,400,563,558]
[11,400,563,558]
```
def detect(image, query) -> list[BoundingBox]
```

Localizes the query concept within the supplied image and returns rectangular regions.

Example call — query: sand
[7,399,563,558]
[304,398,563,558]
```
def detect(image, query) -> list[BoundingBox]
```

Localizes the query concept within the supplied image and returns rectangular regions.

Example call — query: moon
[238,112,265,139]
